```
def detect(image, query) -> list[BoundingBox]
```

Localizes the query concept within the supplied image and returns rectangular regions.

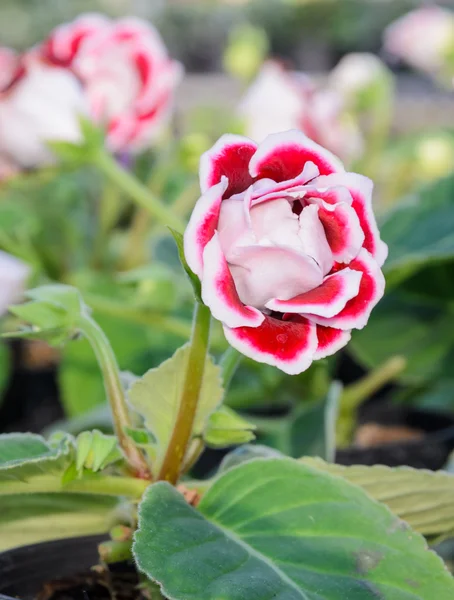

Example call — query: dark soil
[37,562,144,600]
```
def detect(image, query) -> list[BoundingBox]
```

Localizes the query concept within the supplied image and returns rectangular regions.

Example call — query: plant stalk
[80,314,151,479]
[220,346,242,389]
[158,303,211,484]
[95,150,185,232]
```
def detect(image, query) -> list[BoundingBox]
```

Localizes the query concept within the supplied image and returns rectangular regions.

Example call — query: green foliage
[0,493,116,551]
[168,228,202,302]
[6,284,87,345]
[351,174,454,387]
[75,430,122,475]
[134,458,454,599]
[301,458,454,541]
[0,433,73,493]
[127,344,223,478]
[204,407,256,448]
[0,342,11,404]
[382,174,454,284]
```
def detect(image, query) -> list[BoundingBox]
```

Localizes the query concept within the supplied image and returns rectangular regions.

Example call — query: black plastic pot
[0,534,108,600]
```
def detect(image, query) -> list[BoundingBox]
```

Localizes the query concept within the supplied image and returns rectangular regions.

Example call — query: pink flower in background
[41,13,183,152]
[0,51,86,168]
[184,130,386,374]
[383,6,454,75]
[239,61,363,164]
[0,251,30,316]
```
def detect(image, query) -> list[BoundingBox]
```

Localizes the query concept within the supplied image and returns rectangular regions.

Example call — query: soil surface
[37,562,145,600]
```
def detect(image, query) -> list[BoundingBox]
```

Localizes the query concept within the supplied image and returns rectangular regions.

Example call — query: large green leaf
[301,458,454,540]
[134,458,454,599]
[128,344,223,477]
[0,493,116,551]
[381,174,454,284]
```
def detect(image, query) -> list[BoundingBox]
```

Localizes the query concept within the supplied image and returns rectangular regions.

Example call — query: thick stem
[95,150,185,232]
[220,346,242,389]
[79,313,151,479]
[158,303,211,484]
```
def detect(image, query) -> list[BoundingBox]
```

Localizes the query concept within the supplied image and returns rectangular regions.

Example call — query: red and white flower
[184,130,387,374]
[0,51,86,168]
[40,13,183,152]
[383,6,454,75]
[239,61,363,164]
[0,251,30,316]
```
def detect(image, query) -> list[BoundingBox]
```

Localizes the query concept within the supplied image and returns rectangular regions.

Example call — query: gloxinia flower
[0,52,86,168]
[40,13,183,153]
[0,251,30,316]
[184,131,387,374]
[383,6,454,76]
[239,61,362,164]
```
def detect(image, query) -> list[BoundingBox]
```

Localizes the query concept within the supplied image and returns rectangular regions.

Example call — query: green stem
[158,303,211,484]
[340,355,407,413]
[120,207,151,270]
[95,150,185,232]
[220,346,242,389]
[0,475,149,497]
[79,313,151,479]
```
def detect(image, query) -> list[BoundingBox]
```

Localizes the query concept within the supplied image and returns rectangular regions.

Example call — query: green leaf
[382,174,454,285]
[204,407,256,448]
[300,458,454,540]
[124,427,157,446]
[134,458,454,599]
[350,292,454,384]
[75,430,122,474]
[0,493,116,551]
[168,228,202,302]
[0,433,73,494]
[128,344,223,478]
[5,284,87,346]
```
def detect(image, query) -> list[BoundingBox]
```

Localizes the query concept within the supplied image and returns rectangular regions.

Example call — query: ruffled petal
[298,204,334,275]
[199,134,257,196]
[201,232,264,329]
[249,129,345,183]
[228,245,323,310]
[341,172,388,266]
[183,177,228,277]
[223,315,317,375]
[266,268,362,317]
[304,249,385,330]
[317,202,365,264]
[314,325,351,359]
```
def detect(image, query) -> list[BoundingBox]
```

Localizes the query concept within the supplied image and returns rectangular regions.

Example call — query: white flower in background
[330,53,391,100]
[239,61,363,164]
[41,13,183,153]
[0,251,30,316]
[0,53,87,168]
[383,5,454,75]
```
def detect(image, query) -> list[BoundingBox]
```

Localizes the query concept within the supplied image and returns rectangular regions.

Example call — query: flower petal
[314,325,351,359]
[223,315,317,375]
[199,134,257,196]
[201,232,264,329]
[304,249,385,330]
[249,129,345,183]
[183,177,228,277]
[266,268,362,317]
[298,204,334,275]
[342,172,388,266]
[317,202,365,264]
[228,245,323,310]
